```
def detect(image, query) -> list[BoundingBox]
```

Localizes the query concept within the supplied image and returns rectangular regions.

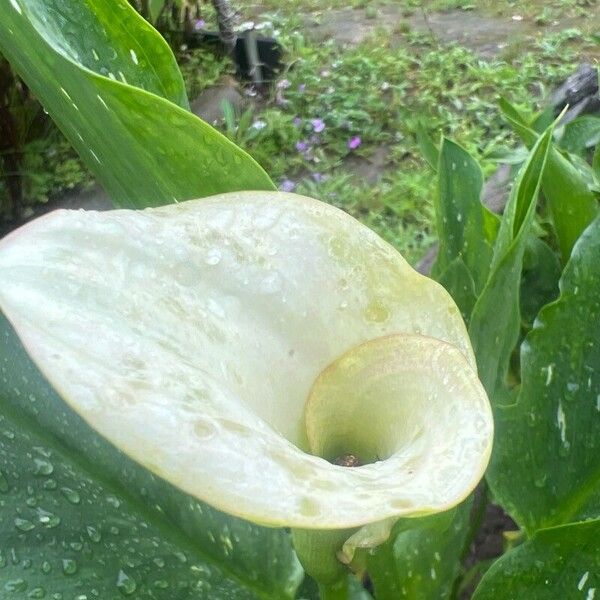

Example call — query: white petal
[0,191,490,528]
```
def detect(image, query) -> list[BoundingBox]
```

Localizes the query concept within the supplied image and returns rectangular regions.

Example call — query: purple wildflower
[293,117,302,127]
[311,118,325,133]
[347,136,361,150]
[280,179,296,193]
[311,172,326,183]
[298,83,306,92]
[296,140,309,153]
[193,19,206,31]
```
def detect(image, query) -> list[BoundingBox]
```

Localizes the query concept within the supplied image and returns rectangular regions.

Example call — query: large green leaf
[473,519,600,599]
[519,236,561,328]
[432,139,492,297]
[0,0,274,207]
[0,311,303,598]
[487,215,600,533]
[499,99,598,262]
[560,115,600,156]
[468,125,553,396]
[367,500,472,600]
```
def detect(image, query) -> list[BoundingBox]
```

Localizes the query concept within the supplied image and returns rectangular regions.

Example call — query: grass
[4,0,599,264]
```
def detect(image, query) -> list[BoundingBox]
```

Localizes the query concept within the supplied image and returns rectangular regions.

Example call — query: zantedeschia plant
[1,0,599,598]
[0,192,492,588]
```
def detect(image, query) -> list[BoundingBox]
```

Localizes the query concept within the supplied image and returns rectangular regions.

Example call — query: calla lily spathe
[0,192,492,538]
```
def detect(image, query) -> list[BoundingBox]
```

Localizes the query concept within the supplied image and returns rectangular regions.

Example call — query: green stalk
[291,527,356,590]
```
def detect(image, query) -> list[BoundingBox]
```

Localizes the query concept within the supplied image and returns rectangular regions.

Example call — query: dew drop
[33,458,54,476]
[86,525,101,543]
[62,558,78,575]
[364,299,390,323]
[5,579,27,592]
[204,248,222,266]
[37,508,61,528]
[15,517,35,532]
[116,569,137,596]
[60,487,81,504]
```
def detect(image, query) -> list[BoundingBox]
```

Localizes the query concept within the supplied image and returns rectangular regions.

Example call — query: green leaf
[0,0,275,207]
[499,99,598,262]
[0,313,303,598]
[497,98,537,147]
[519,236,561,328]
[473,519,600,599]
[469,125,553,396]
[593,144,600,179]
[433,139,493,299]
[149,0,167,22]
[543,149,599,262]
[436,257,478,322]
[559,115,600,155]
[531,106,555,134]
[367,500,472,600]
[487,215,600,532]
[415,123,440,172]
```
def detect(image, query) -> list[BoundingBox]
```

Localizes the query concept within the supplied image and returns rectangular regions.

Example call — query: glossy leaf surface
[487,215,600,532]
[499,99,598,262]
[473,520,600,599]
[432,139,492,297]
[367,501,471,600]
[0,0,274,208]
[468,125,553,396]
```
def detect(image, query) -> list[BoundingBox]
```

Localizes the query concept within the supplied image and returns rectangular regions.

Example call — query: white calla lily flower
[0,192,492,551]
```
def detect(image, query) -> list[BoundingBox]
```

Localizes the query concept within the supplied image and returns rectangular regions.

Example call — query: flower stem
[318,578,350,600]
[291,527,355,587]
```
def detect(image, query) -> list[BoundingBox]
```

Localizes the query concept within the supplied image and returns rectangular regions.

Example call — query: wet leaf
[469,124,553,396]
[487,215,600,532]
[367,500,472,600]
[432,139,493,316]
[519,236,561,328]
[559,115,600,156]
[499,99,598,263]
[473,519,600,599]
[0,0,274,207]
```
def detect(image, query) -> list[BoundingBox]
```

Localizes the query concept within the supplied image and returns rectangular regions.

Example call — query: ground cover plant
[0,1,599,599]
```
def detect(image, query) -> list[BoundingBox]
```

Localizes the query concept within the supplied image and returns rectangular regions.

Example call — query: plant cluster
[0,1,598,599]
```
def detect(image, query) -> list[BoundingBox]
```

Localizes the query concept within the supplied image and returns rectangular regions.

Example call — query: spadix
[0,191,492,535]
